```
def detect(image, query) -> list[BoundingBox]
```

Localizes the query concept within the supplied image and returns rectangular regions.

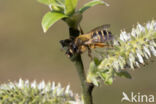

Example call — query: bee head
[59,39,72,48]
[60,39,79,58]
[66,44,78,58]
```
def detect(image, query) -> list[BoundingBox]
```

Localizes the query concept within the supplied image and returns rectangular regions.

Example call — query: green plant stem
[74,55,93,104]
[69,28,94,104]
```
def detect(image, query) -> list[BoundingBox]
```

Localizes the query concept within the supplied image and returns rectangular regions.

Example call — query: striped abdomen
[91,30,113,43]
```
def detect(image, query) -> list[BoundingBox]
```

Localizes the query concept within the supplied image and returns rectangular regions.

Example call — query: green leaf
[98,72,113,85]
[87,73,99,86]
[87,61,99,86]
[52,0,65,9]
[98,72,107,80]
[94,57,101,65]
[38,0,64,12]
[63,12,82,28]
[105,77,113,85]
[89,60,98,73]
[65,0,78,15]
[116,70,132,79]
[79,0,109,13]
[42,12,67,33]
[56,0,65,4]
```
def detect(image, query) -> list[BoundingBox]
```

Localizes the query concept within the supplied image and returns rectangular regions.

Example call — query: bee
[60,24,113,58]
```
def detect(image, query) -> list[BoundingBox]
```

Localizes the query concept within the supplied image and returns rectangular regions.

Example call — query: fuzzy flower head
[87,20,156,86]
[0,79,83,104]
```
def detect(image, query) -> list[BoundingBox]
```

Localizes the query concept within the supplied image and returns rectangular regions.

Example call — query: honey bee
[60,24,113,58]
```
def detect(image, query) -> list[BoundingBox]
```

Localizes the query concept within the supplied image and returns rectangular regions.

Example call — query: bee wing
[89,24,110,33]
[80,24,111,44]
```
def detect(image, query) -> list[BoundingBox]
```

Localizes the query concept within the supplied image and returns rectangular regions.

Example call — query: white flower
[56,83,63,96]
[120,31,131,42]
[129,53,135,69]
[113,60,119,71]
[24,80,29,88]
[136,53,144,64]
[143,46,151,57]
[51,81,55,90]
[18,78,23,88]
[131,28,137,37]
[0,79,81,104]
[137,24,145,33]
[65,85,70,94]
[150,40,156,47]
[31,80,37,88]
[146,22,151,30]
[149,46,156,56]
[88,20,156,87]
[135,62,140,68]
[120,32,125,41]
[38,80,45,90]
[153,21,156,31]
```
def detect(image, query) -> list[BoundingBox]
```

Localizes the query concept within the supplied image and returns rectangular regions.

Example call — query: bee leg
[94,43,113,48]
[87,46,93,60]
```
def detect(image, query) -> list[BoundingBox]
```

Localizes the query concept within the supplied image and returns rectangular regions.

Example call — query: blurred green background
[0,0,156,104]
